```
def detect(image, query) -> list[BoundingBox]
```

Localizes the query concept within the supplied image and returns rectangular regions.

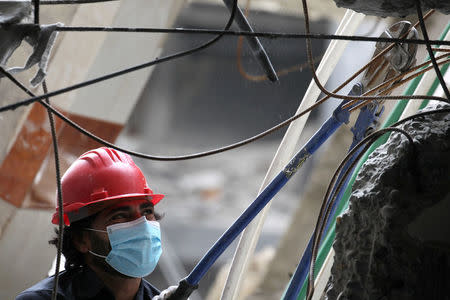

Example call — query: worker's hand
[152,286,178,300]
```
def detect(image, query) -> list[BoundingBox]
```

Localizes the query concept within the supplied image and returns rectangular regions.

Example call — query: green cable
[292,22,450,300]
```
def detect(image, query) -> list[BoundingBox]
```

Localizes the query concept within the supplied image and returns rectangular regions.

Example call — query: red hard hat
[51,147,164,226]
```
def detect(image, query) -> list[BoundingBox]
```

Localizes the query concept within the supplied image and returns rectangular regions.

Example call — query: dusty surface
[325,102,450,299]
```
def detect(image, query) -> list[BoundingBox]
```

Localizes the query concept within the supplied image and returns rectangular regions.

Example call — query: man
[16,147,177,300]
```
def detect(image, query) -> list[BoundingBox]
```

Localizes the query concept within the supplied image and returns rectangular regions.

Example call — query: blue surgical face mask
[86,216,162,278]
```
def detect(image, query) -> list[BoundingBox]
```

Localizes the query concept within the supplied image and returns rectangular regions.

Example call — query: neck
[89,264,141,300]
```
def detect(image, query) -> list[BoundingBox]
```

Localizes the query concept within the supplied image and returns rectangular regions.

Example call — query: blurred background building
[0,0,448,299]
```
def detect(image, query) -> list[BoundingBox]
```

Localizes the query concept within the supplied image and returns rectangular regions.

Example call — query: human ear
[72,230,91,253]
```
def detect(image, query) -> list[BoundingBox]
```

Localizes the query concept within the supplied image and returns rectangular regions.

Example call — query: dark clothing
[16,267,160,300]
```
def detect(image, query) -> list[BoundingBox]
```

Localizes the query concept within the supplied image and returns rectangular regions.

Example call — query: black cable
[2,12,450,113]
[307,140,375,300]
[0,76,446,115]
[392,107,450,127]
[43,81,64,300]
[40,96,322,160]
[415,0,450,101]
[30,6,63,298]
[40,0,117,4]
[305,107,450,300]
[33,0,40,24]
[54,26,450,47]
[0,0,246,114]
[5,0,447,297]
[1,66,447,162]
[301,0,449,108]
[0,0,305,162]
[0,65,324,161]
[1,3,447,163]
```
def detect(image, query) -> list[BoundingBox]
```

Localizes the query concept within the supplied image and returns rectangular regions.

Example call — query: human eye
[110,212,129,221]
[142,207,155,219]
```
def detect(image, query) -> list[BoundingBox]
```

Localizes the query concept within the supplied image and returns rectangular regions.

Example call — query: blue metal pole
[282,148,362,300]
[183,101,350,287]
[283,235,314,300]
[282,99,383,300]
[320,102,383,240]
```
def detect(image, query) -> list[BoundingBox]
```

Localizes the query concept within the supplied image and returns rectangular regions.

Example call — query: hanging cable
[0,8,447,114]
[0,0,240,113]
[33,0,40,24]
[344,54,450,111]
[0,38,445,163]
[40,0,118,4]
[0,3,446,164]
[234,0,320,81]
[54,26,450,47]
[0,52,444,162]
[301,0,448,105]
[29,4,64,298]
[308,127,416,300]
[43,80,64,300]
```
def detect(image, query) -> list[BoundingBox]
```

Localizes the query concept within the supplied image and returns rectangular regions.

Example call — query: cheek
[146,215,156,221]
[89,232,112,253]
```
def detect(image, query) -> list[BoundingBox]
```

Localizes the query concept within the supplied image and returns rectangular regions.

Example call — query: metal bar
[282,86,374,300]
[186,112,345,284]
[220,11,365,300]
[221,0,278,82]
[168,100,352,299]
[288,22,450,300]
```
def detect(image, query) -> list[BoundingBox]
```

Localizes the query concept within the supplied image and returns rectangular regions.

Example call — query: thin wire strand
[40,0,118,4]
[0,64,329,160]
[349,56,450,112]
[301,1,447,105]
[0,12,446,163]
[0,0,240,114]
[306,107,450,300]
[415,0,450,100]
[33,0,40,24]
[54,27,450,47]
[43,81,64,300]
[0,0,327,163]
[234,0,322,81]
[431,48,450,52]
[31,6,63,299]
[344,54,450,111]
[5,1,448,297]
[307,139,374,300]
[0,39,446,162]
[307,127,417,300]
[0,10,445,114]
[237,35,323,81]
[343,52,450,109]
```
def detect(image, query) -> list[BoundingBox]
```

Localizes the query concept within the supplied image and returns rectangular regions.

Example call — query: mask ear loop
[89,250,108,259]
[84,228,107,233]
[83,228,109,258]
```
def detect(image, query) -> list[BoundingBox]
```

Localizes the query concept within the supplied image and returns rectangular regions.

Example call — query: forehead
[103,199,153,212]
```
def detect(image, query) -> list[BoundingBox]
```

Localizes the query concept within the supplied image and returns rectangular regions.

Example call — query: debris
[333,0,450,17]
[0,23,62,86]
[325,102,450,299]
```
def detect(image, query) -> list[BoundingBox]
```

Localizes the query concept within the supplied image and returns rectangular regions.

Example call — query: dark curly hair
[49,213,98,271]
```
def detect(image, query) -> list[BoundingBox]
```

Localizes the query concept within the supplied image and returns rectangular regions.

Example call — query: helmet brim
[51,193,164,225]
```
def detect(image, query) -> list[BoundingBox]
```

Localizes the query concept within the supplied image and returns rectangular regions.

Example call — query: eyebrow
[139,202,153,209]
[106,202,154,215]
